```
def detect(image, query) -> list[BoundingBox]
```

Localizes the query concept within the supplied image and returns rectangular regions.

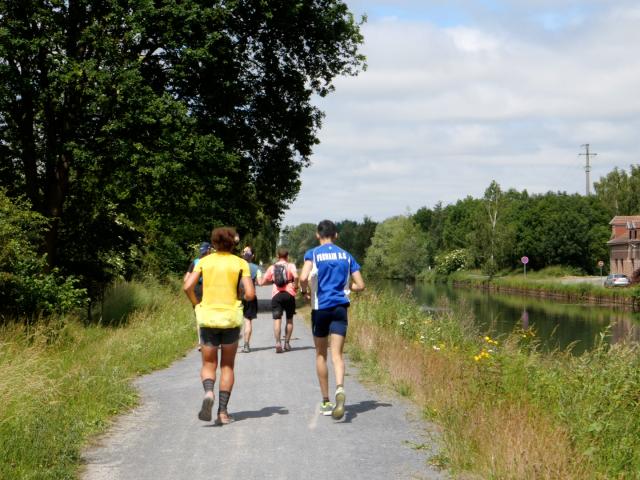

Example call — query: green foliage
[351,288,640,477]
[364,216,429,279]
[528,265,584,278]
[282,218,377,266]
[0,190,87,318]
[514,192,610,273]
[0,1,365,302]
[0,279,196,479]
[413,181,611,276]
[526,340,640,475]
[480,257,499,277]
[240,219,279,267]
[352,287,478,348]
[280,223,318,264]
[594,165,640,216]
[435,249,471,275]
[335,217,377,265]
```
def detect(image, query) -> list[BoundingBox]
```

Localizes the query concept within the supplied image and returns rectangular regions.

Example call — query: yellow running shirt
[194,252,250,329]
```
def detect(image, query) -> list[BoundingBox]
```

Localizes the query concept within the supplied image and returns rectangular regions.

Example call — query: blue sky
[282,1,640,226]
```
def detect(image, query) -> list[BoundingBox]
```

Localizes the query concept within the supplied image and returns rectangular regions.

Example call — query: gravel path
[82,287,447,480]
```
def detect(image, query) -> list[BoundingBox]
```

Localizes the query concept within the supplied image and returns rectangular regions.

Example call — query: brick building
[607,215,640,277]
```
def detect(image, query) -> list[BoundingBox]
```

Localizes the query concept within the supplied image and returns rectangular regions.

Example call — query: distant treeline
[283,165,640,280]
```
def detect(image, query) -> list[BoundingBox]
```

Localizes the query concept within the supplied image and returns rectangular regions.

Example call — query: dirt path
[82,287,447,480]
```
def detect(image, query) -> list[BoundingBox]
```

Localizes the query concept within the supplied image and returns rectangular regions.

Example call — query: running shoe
[319,401,335,416]
[198,396,214,422]
[284,342,291,352]
[332,387,346,420]
[275,344,283,353]
[242,344,250,353]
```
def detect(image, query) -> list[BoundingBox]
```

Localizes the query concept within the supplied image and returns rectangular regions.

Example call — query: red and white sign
[521,256,529,265]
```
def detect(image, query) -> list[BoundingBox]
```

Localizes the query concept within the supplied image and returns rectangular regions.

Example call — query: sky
[281,0,640,227]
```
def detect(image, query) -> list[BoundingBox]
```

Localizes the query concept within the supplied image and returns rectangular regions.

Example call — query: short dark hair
[317,220,337,239]
[276,247,289,259]
[211,227,237,252]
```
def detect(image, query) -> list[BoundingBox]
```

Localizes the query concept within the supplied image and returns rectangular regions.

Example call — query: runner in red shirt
[259,247,298,353]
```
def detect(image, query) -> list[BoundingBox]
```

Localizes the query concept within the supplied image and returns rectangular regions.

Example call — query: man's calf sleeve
[218,390,231,413]
[203,378,215,393]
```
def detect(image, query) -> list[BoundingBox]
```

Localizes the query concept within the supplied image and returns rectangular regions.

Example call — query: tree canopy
[0,0,365,300]
[363,216,429,279]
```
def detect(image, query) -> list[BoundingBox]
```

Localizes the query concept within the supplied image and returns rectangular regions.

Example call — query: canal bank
[348,287,640,479]
[445,271,640,310]
[380,277,640,353]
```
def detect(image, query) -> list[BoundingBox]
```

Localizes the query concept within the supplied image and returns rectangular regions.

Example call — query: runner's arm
[241,276,256,301]
[299,260,313,297]
[258,266,273,286]
[183,271,201,306]
[350,270,365,292]
[183,261,195,283]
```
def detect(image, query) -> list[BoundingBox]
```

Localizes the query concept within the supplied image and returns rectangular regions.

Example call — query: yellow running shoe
[320,401,334,416]
[332,386,346,420]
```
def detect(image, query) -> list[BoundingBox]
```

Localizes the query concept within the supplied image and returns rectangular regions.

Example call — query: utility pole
[579,144,598,196]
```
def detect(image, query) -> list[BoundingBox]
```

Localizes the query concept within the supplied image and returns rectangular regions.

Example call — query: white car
[604,274,631,287]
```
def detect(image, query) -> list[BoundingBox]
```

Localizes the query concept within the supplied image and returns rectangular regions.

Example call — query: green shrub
[0,190,87,318]
[481,257,498,277]
[435,249,471,275]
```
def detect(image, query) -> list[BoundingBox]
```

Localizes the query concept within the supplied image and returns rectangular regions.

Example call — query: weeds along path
[82,286,446,480]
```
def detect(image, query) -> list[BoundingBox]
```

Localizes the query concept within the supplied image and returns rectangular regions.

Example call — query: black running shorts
[242,298,258,320]
[271,291,296,320]
[199,326,241,347]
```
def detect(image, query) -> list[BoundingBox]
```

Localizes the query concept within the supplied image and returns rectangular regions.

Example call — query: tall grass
[348,288,640,479]
[0,278,196,480]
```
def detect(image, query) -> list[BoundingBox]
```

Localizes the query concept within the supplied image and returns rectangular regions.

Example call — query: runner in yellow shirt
[183,227,255,425]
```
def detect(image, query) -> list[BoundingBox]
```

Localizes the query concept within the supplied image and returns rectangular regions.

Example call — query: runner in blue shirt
[299,220,365,420]
[240,247,262,353]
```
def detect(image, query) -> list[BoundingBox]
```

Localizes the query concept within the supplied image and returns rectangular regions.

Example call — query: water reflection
[381,281,640,354]
[520,309,529,330]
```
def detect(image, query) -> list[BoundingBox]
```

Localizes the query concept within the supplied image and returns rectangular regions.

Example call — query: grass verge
[444,270,640,309]
[348,287,640,479]
[0,278,196,480]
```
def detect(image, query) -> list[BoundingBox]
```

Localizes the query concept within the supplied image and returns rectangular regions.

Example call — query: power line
[579,144,598,196]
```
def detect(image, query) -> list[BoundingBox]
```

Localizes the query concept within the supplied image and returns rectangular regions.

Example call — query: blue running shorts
[311,304,349,338]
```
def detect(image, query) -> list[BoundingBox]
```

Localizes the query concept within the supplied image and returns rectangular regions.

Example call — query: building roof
[609,216,640,226]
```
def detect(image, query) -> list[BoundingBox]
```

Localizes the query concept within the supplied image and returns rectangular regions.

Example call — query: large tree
[364,216,429,279]
[0,0,365,291]
[335,217,376,265]
[594,165,640,217]
[280,222,317,264]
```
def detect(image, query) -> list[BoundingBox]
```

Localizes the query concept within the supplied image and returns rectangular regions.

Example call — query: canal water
[383,281,640,354]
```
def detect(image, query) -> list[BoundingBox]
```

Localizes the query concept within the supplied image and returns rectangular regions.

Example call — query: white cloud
[283,2,640,226]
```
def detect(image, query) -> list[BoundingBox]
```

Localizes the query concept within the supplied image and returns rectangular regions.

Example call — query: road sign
[521,256,529,265]
[598,260,604,278]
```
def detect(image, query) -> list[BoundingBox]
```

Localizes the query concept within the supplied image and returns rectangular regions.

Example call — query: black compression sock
[218,390,231,413]
[203,379,215,393]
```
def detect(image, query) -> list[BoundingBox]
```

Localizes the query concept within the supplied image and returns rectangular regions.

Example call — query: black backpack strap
[237,268,243,300]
